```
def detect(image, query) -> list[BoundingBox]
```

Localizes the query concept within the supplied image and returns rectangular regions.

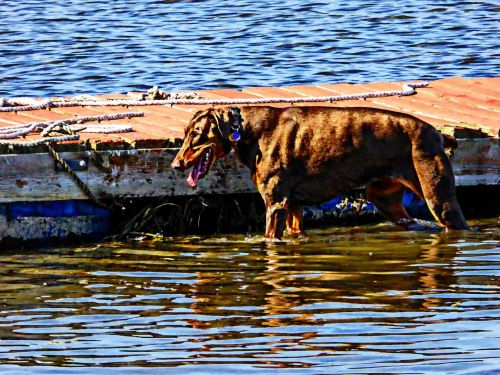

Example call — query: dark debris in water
[111,185,500,241]
[112,194,267,241]
[112,192,387,241]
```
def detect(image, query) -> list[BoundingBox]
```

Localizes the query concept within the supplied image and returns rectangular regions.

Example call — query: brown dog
[172,106,469,239]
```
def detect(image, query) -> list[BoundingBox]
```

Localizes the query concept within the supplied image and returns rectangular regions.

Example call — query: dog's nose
[171,158,181,169]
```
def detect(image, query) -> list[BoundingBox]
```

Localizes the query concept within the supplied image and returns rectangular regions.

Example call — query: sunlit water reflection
[0,218,498,373]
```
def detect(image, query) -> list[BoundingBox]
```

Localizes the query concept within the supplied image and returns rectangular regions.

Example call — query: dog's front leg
[265,200,288,240]
[256,172,290,240]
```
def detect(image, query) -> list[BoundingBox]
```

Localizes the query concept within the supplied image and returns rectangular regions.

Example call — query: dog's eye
[192,132,208,143]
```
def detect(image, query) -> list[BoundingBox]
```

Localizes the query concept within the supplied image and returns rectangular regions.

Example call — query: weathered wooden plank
[0,138,496,204]
[318,82,497,135]
[0,214,109,241]
[453,138,499,186]
[355,81,499,132]
[0,148,256,203]
[202,89,261,99]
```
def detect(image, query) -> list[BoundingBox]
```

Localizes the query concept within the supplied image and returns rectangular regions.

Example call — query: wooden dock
[0,77,498,244]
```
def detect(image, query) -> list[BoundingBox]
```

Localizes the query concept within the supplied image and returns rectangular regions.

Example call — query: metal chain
[0,82,428,112]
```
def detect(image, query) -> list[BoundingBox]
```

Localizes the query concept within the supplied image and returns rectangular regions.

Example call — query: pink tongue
[187,169,199,188]
[186,149,212,188]
[187,156,203,188]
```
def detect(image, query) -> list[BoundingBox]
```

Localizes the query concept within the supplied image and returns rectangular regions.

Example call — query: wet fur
[173,106,469,239]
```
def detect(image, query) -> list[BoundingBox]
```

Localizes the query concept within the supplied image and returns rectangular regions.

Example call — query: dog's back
[246,106,442,188]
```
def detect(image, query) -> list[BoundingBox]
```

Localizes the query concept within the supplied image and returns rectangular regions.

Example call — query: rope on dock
[45,143,115,211]
[0,82,429,112]
[0,112,142,146]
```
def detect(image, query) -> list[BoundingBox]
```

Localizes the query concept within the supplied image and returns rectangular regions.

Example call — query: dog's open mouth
[187,147,213,188]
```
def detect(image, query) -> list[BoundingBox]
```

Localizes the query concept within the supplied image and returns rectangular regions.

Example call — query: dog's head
[171,107,240,188]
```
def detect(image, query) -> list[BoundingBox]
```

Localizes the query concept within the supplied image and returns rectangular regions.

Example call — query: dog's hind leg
[366,178,416,229]
[286,206,305,238]
[411,145,469,230]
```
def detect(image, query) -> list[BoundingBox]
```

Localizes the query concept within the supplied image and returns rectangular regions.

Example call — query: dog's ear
[210,109,231,139]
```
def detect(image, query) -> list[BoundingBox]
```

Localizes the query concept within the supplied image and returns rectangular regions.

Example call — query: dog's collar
[228,107,242,144]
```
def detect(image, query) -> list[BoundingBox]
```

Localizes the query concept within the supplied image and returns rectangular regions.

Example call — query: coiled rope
[0,82,428,112]
[0,112,143,146]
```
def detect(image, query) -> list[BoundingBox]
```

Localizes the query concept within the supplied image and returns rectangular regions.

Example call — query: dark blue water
[0,0,498,97]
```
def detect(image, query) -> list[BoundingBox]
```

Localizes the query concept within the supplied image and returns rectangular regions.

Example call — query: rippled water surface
[0,0,498,97]
[0,219,499,374]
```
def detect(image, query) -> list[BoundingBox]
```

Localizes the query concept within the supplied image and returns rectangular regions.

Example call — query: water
[0,1,498,97]
[0,219,499,373]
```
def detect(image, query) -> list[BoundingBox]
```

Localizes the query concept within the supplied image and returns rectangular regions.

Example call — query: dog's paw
[395,218,442,232]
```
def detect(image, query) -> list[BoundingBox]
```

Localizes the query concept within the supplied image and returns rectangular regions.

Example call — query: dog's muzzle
[171,157,182,170]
